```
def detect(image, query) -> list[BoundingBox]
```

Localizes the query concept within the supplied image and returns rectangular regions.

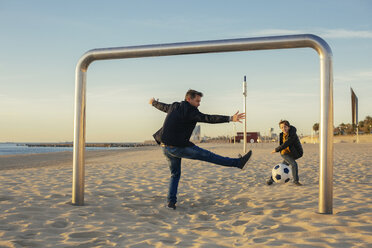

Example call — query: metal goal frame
[72,34,334,214]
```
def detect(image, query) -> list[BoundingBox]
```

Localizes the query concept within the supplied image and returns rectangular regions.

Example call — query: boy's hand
[149,98,155,105]
[271,149,276,154]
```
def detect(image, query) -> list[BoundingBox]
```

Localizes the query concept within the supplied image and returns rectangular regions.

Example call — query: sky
[0,0,371,142]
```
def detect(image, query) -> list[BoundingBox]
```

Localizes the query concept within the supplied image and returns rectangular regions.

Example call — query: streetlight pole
[233,123,236,144]
[243,76,247,153]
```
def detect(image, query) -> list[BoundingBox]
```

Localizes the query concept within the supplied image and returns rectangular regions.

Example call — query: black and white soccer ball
[272,163,292,183]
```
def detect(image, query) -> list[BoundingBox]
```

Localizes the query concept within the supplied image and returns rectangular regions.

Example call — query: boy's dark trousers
[268,153,299,183]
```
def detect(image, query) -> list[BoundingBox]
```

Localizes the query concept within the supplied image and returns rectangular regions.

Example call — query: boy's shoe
[266,180,273,185]
[238,150,252,169]
[167,202,176,210]
[294,181,302,186]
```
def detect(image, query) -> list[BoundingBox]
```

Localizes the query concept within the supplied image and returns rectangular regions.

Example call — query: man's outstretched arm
[193,110,245,123]
[149,97,170,113]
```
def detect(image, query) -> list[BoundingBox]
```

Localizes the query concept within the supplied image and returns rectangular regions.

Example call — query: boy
[268,120,303,186]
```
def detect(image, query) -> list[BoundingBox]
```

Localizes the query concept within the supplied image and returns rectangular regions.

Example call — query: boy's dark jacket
[275,125,303,159]
[152,100,230,147]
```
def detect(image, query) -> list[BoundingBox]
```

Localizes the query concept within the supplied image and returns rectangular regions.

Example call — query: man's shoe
[167,202,176,210]
[294,181,302,186]
[238,150,252,169]
[266,180,273,185]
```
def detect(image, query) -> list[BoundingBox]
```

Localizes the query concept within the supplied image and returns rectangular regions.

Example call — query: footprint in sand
[13,240,42,248]
[50,220,69,228]
[336,210,362,216]
[0,196,14,201]
[7,213,30,220]
[232,220,249,226]
[16,231,37,239]
[45,193,65,199]
[198,213,212,221]
[253,236,275,243]
[68,231,105,239]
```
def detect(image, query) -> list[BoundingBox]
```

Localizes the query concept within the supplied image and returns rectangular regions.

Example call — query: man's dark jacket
[275,125,303,159]
[152,100,230,147]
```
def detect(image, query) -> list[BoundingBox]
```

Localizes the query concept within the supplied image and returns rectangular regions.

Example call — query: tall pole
[318,41,333,214]
[351,87,359,143]
[72,68,86,206]
[243,76,247,153]
[311,129,314,143]
[233,123,236,144]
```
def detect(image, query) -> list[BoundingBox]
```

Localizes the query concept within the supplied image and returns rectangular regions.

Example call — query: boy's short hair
[185,89,203,100]
[279,120,290,127]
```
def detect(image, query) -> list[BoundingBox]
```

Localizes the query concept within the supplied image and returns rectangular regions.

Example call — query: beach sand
[0,143,371,247]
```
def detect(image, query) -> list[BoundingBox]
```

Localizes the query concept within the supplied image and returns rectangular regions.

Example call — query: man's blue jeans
[162,145,240,204]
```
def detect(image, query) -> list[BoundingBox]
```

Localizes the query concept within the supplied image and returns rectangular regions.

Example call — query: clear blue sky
[1,0,371,142]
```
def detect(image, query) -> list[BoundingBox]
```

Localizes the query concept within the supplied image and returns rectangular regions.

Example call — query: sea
[0,143,130,156]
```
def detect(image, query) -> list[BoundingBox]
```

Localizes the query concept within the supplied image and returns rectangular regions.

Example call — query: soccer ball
[272,163,292,183]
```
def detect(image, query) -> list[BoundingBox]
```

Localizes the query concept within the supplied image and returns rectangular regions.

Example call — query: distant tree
[361,115,372,133]
[366,116,372,123]
[337,123,354,135]
[335,116,372,135]
[345,124,354,134]
[334,127,341,135]
[358,121,364,132]
[313,123,319,133]
[338,123,347,134]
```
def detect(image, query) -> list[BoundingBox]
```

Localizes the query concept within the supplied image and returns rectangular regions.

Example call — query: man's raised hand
[231,111,245,123]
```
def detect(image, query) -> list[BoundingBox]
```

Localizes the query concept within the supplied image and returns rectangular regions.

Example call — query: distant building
[234,132,260,143]
[191,125,201,141]
[269,128,274,138]
[267,127,279,141]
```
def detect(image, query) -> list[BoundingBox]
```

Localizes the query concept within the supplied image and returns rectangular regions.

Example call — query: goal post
[72,34,334,214]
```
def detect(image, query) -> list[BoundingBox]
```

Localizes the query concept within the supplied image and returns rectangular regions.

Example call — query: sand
[0,143,371,247]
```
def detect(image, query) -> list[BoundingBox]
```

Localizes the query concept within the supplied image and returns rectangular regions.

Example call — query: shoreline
[0,145,157,171]
[19,142,156,148]
[1,142,370,171]
[0,143,154,157]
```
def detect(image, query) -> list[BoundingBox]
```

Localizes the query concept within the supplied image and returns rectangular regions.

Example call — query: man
[268,120,303,186]
[150,89,252,209]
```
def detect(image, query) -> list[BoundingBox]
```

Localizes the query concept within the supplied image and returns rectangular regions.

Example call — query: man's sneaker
[167,202,176,210]
[238,150,252,169]
[294,181,302,186]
